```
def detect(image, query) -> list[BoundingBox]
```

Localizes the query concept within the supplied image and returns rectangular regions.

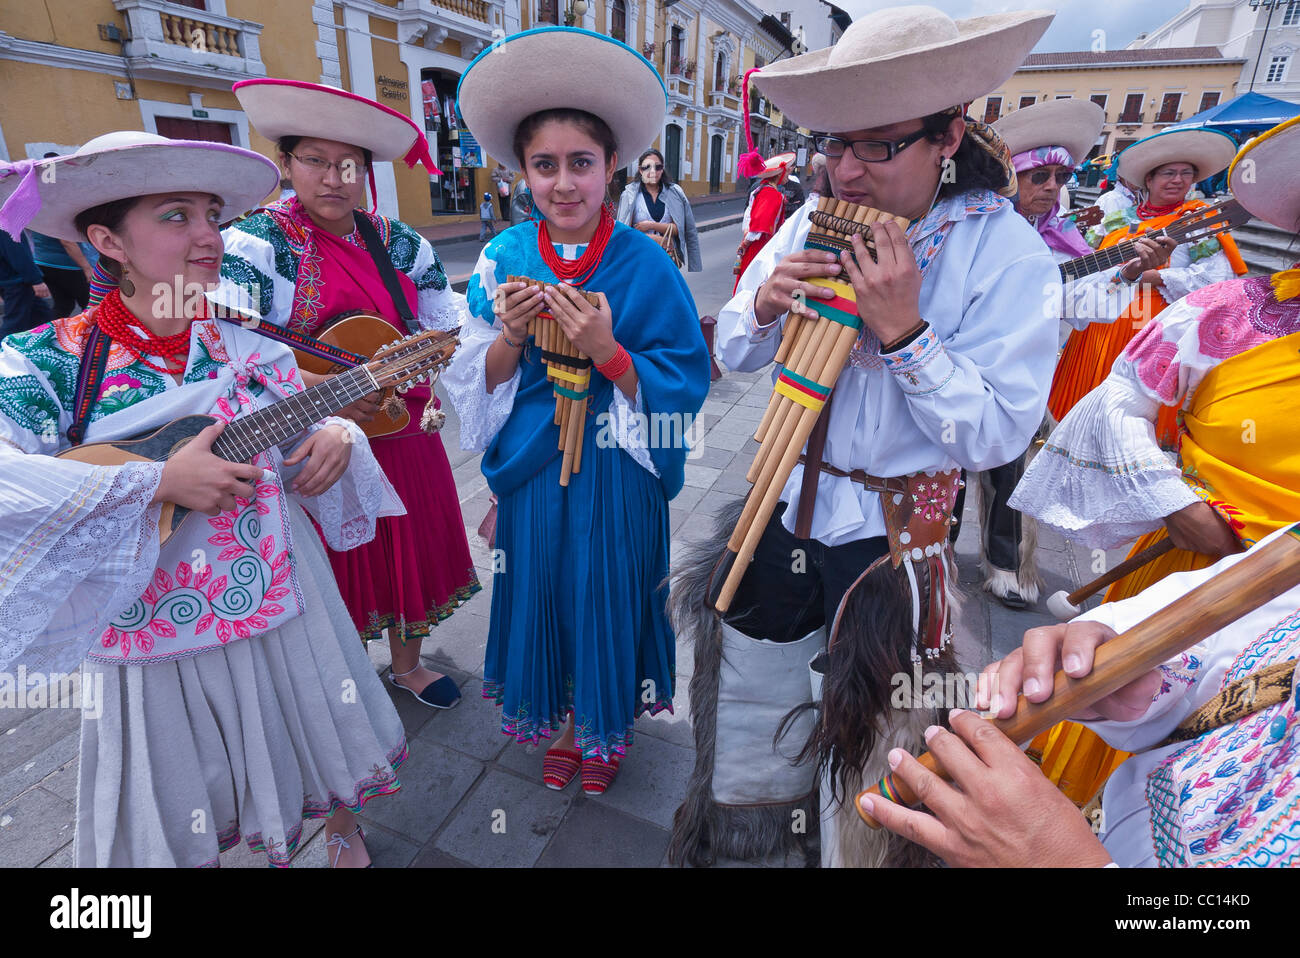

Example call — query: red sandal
[580,754,622,795]
[542,747,581,790]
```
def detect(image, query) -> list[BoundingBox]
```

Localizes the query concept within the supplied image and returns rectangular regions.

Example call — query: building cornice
[0,32,128,77]
[1019,57,1247,73]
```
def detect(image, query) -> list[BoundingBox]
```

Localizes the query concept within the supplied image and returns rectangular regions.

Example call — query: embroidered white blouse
[716,191,1061,546]
[1073,526,1300,868]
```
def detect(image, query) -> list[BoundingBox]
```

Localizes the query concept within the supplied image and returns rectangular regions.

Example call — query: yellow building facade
[1,0,514,228]
[969,47,1247,161]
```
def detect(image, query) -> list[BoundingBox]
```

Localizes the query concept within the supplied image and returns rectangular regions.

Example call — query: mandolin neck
[209,364,380,462]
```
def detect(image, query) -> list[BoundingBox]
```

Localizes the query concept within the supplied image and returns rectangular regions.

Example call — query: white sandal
[326,825,371,868]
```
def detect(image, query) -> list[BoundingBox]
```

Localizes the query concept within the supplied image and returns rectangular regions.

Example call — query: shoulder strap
[67,324,111,446]
[216,314,367,367]
[352,214,420,335]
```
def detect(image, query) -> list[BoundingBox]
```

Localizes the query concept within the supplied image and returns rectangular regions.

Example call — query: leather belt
[795,454,911,498]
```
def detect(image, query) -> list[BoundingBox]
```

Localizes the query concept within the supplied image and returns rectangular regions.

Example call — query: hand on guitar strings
[1119,234,1176,284]
[154,420,263,516]
[752,249,842,327]
[976,620,1162,723]
[859,709,1114,868]
[282,423,353,498]
[841,220,925,346]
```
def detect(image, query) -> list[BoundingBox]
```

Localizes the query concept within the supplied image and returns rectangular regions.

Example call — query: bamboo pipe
[718,318,860,610]
[855,526,1300,827]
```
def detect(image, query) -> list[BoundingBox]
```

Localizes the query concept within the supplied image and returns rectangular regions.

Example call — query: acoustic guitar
[291,313,421,439]
[59,327,459,544]
[1058,198,1251,283]
[1066,204,1104,232]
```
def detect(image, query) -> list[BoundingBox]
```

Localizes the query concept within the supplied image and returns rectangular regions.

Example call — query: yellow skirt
[1029,528,1214,805]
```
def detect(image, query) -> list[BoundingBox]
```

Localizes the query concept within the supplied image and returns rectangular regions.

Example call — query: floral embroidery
[1196,303,1266,360]
[0,374,63,438]
[1242,274,1300,339]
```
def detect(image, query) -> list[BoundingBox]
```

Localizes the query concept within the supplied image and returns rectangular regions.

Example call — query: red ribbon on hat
[402,132,443,177]
[736,68,768,179]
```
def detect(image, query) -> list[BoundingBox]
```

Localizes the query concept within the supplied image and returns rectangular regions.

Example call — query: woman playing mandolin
[0,132,408,867]
[217,80,479,710]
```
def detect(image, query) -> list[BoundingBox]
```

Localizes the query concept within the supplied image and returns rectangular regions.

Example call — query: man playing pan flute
[669,6,1061,868]
[1010,115,1300,814]
[863,522,1300,868]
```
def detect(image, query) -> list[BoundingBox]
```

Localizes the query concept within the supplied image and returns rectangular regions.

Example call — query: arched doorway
[664,123,682,184]
[708,133,723,193]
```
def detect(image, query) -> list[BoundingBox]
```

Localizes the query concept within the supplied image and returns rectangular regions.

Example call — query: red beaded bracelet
[596,344,632,380]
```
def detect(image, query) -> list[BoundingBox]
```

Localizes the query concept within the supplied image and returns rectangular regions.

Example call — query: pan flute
[513,275,603,487]
[713,197,911,613]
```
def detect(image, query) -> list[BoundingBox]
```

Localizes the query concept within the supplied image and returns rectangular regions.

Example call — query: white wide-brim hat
[0,131,279,242]
[1229,114,1300,232]
[754,152,798,180]
[458,27,666,171]
[233,78,440,173]
[752,5,1053,133]
[994,98,1105,167]
[1117,127,1237,186]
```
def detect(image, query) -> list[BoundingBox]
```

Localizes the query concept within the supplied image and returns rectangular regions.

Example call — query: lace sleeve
[0,450,164,674]
[283,417,404,551]
[1009,296,1228,548]
[408,232,471,333]
[605,382,660,478]
[441,243,521,452]
[1160,247,1234,304]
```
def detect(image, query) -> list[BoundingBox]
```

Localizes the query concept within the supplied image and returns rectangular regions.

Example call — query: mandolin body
[58,414,217,543]
[292,313,410,438]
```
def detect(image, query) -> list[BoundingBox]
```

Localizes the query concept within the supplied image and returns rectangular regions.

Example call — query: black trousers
[981,455,1026,573]
[722,503,891,644]
[0,283,54,341]
[40,266,89,318]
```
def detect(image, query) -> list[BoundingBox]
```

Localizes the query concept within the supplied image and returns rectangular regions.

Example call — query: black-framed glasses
[641,163,663,172]
[1029,168,1073,186]
[287,152,367,175]
[813,128,929,163]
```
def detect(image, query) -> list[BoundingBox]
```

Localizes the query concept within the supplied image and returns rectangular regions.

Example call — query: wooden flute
[856,526,1300,828]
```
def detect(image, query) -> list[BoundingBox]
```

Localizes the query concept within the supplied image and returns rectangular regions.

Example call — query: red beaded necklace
[94,288,196,375]
[537,204,614,286]
[1135,198,1182,220]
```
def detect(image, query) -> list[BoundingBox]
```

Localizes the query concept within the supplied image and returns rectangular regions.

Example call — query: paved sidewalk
[0,357,1121,868]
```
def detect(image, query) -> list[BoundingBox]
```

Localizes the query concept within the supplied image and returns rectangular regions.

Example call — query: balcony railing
[113,0,264,87]
[1154,111,1182,124]
[1117,111,1144,124]
[709,90,741,112]
[432,0,489,23]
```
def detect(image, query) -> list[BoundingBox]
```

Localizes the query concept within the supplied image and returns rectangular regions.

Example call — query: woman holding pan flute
[863,522,1300,868]
[1009,116,1300,811]
[670,6,1061,868]
[215,79,479,710]
[444,28,710,794]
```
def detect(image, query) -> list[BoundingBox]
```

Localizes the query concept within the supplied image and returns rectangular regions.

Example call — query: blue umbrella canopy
[1174,91,1300,131]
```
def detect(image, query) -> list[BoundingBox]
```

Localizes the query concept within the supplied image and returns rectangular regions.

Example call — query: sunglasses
[1028,168,1072,186]
[641,163,664,172]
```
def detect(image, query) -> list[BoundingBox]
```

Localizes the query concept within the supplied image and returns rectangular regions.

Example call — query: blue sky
[836,1,1193,53]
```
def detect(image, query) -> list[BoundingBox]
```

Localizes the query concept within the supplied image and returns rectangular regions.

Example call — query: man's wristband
[881,320,928,353]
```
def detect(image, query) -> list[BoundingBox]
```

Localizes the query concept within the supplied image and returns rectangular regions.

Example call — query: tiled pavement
[0,359,1123,869]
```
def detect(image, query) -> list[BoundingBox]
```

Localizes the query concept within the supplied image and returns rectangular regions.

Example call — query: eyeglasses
[1151,167,1195,180]
[287,152,367,175]
[1028,168,1073,186]
[813,128,928,163]
[641,163,664,172]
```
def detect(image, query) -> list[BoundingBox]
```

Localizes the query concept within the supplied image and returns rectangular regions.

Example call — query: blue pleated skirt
[482,441,675,761]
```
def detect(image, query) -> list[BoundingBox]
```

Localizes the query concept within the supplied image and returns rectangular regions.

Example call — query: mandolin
[292,313,420,439]
[1066,204,1103,231]
[1058,198,1251,283]
[58,327,459,543]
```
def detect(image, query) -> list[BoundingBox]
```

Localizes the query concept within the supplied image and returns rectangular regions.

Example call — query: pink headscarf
[1012,146,1091,258]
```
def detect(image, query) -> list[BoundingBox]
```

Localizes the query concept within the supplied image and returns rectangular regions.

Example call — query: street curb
[449,213,743,292]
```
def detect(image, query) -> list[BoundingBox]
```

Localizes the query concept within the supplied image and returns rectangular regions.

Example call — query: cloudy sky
[835,1,1192,53]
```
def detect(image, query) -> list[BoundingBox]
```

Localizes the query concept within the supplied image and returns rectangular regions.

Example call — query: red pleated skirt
[323,393,480,644]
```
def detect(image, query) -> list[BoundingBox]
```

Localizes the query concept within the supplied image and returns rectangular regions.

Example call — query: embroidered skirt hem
[75,506,407,868]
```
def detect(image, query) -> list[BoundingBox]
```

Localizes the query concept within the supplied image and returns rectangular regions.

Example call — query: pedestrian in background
[491,162,512,219]
[479,190,497,241]
[0,229,53,340]
[616,148,701,271]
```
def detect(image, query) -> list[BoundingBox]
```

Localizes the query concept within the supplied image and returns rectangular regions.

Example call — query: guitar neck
[1059,226,1172,282]
[210,364,380,462]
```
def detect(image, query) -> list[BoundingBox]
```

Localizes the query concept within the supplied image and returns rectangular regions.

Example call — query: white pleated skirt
[75,506,407,867]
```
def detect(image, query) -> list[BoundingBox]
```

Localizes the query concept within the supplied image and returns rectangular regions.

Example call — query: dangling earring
[119,264,136,298]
